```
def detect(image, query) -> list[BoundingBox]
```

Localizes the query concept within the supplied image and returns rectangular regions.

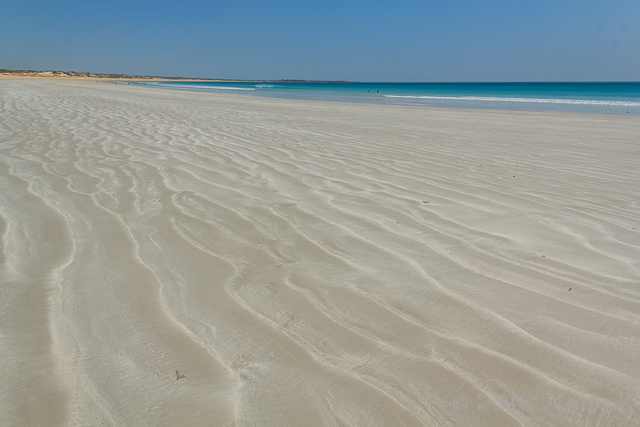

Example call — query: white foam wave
[143,82,255,91]
[383,94,640,107]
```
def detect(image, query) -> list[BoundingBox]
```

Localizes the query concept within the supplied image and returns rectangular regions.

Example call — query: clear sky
[1,0,638,81]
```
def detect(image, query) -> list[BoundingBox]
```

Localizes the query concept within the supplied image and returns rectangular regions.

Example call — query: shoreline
[35,76,640,120]
[141,79,640,118]
[5,75,640,120]
[0,74,232,82]
[0,70,354,83]
[3,74,638,115]
[133,79,640,116]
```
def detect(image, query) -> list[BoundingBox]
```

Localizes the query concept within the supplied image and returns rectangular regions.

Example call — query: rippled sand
[1,79,639,426]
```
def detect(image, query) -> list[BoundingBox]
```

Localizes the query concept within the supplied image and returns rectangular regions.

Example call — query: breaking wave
[383,94,640,107]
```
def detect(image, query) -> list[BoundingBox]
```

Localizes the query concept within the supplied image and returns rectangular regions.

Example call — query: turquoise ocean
[137,81,640,114]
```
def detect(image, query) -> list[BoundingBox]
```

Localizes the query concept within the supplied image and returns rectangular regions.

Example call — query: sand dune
[1,79,639,426]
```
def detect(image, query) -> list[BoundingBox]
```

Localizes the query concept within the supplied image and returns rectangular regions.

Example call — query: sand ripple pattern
[1,80,640,426]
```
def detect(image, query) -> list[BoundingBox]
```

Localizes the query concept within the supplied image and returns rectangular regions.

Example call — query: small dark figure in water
[377,90,379,93]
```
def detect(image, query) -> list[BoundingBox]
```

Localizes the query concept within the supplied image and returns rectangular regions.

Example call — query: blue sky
[1,0,638,81]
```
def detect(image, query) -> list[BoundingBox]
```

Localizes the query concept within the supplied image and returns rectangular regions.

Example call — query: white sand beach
[1,79,639,426]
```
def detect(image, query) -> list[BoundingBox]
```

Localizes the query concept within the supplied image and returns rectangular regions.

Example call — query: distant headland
[0,69,355,83]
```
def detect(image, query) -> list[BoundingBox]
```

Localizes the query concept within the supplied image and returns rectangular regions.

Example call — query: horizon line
[2,69,639,84]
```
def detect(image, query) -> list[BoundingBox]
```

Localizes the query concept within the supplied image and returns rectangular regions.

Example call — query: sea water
[138,81,640,114]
